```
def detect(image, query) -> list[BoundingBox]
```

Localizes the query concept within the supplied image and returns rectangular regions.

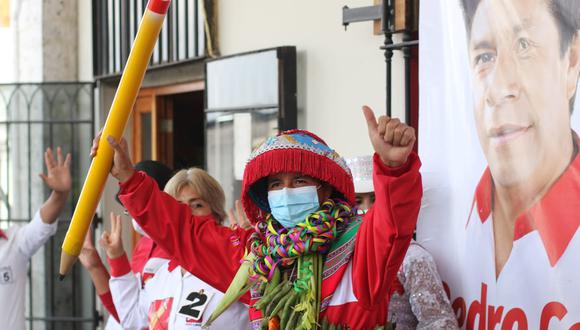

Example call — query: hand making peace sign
[99,212,125,259]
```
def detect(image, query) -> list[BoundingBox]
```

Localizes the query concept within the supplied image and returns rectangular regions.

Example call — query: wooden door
[129,81,204,248]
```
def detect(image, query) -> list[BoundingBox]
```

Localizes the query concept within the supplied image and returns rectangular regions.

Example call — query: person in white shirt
[103,167,251,330]
[0,147,71,330]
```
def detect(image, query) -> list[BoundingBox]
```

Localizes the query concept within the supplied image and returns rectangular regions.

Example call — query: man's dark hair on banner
[460,0,580,55]
[460,0,580,112]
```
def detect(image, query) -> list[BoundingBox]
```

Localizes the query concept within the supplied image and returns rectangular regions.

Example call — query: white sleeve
[109,272,149,330]
[15,211,58,259]
[103,317,124,330]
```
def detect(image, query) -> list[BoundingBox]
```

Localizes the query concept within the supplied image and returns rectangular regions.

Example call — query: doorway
[131,81,205,170]
[158,91,205,170]
[130,81,205,248]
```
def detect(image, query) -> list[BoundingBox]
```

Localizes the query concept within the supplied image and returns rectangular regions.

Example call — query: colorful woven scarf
[247,199,355,280]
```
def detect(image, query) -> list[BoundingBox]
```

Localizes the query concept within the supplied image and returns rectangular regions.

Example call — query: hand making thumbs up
[363,105,416,168]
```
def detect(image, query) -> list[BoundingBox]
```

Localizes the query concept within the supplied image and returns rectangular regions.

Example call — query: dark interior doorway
[167,91,205,170]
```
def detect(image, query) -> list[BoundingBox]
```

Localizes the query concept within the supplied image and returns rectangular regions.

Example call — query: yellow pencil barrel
[59,0,171,277]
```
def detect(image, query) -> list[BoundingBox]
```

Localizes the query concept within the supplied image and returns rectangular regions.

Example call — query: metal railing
[0,82,97,330]
[343,0,419,128]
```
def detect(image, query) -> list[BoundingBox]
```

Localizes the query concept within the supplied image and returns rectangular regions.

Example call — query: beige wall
[216,0,406,158]
[0,0,90,82]
[0,0,43,82]
[42,0,78,81]
[78,0,93,82]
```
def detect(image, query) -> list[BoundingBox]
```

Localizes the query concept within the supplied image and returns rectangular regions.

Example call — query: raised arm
[79,227,111,295]
[352,106,423,308]
[78,227,120,322]
[17,148,71,258]
[38,147,71,224]
[90,135,252,297]
[99,212,148,328]
[117,171,251,297]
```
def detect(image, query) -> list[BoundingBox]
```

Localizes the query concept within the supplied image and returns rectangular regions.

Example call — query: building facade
[0,0,416,328]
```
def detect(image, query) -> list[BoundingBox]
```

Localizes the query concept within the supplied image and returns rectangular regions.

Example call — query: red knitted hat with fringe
[241,129,355,224]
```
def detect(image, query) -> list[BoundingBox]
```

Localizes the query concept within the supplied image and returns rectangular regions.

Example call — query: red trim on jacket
[108,254,132,277]
[472,138,580,266]
[98,291,120,322]
[167,260,180,272]
[0,229,6,240]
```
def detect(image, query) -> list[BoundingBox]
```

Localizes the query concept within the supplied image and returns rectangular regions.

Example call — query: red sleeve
[352,152,422,308]
[98,291,120,322]
[118,171,252,302]
[108,253,132,278]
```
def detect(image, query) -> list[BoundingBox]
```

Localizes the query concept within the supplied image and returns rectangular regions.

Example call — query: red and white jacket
[99,236,171,330]
[109,254,250,330]
[119,153,423,329]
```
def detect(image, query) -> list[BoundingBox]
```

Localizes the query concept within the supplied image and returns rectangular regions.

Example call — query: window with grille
[0,83,97,330]
[93,0,208,78]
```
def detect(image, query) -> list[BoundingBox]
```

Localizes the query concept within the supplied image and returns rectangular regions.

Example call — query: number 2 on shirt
[178,290,213,321]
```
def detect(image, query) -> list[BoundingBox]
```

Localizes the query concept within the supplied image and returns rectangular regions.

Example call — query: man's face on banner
[468,0,579,188]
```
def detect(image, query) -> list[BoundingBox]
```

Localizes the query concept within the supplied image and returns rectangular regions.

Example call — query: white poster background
[417,1,580,329]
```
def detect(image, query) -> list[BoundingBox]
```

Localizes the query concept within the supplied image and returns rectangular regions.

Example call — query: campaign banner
[417,1,580,329]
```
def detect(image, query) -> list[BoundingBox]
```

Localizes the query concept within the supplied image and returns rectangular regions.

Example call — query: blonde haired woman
[164,168,227,222]
[105,167,251,330]
[164,167,250,229]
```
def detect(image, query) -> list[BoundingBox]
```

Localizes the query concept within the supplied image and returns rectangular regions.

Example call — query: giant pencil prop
[59,0,171,278]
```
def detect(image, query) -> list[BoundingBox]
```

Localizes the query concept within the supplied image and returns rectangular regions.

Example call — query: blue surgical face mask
[267,186,320,228]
